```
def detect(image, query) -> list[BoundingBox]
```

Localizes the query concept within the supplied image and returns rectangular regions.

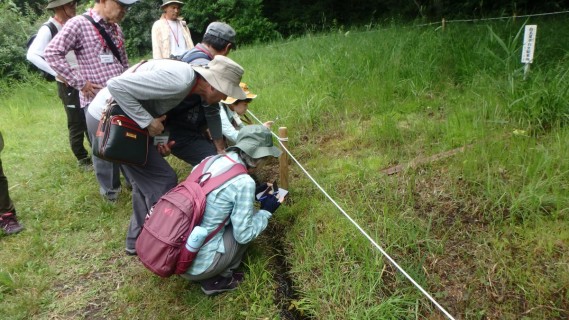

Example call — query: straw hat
[221,82,257,104]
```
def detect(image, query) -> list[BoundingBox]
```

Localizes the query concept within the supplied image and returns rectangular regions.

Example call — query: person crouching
[181,125,283,295]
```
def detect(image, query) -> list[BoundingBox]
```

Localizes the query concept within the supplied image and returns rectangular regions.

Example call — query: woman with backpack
[181,125,284,295]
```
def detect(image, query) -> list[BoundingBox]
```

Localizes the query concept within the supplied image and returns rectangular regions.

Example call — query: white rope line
[238,9,569,51]
[246,110,456,320]
[415,10,569,27]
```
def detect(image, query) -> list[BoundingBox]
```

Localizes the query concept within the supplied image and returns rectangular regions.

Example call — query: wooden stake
[278,127,289,190]
[442,18,446,31]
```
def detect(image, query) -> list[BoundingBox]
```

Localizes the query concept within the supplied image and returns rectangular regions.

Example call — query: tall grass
[2,16,569,319]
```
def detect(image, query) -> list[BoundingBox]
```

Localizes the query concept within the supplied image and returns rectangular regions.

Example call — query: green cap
[227,125,281,159]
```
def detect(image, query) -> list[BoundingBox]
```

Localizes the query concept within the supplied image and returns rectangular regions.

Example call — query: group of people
[4,0,286,295]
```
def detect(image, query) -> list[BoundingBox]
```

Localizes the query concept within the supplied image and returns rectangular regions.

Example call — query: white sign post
[521,25,537,79]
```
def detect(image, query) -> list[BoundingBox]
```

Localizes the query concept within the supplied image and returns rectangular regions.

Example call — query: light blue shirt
[219,103,244,143]
[186,152,272,275]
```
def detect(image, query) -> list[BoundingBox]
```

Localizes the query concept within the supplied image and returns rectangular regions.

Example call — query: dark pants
[167,100,217,166]
[170,129,216,166]
[57,82,90,161]
[0,134,15,215]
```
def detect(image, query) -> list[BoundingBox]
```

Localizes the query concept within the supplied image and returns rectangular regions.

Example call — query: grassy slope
[1,17,569,319]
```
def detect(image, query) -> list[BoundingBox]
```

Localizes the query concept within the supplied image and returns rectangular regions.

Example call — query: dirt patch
[251,158,312,318]
[266,222,312,320]
[400,168,569,319]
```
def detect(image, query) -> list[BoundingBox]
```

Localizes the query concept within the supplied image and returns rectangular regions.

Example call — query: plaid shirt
[44,9,129,107]
[186,153,272,275]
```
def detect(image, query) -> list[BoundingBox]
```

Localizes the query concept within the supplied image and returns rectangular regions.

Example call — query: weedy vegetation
[1,16,569,319]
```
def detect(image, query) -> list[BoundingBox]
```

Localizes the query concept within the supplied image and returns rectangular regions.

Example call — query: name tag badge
[100,53,114,64]
[153,132,169,146]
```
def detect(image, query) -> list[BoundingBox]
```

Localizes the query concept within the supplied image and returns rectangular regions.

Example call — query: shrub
[121,0,161,58]
[181,0,280,45]
[0,1,39,81]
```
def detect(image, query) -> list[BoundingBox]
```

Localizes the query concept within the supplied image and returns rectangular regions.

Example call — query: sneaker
[232,271,245,283]
[125,248,137,256]
[104,195,118,203]
[0,212,24,235]
[200,275,241,295]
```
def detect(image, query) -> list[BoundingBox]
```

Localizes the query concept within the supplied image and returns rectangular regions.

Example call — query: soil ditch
[266,222,312,320]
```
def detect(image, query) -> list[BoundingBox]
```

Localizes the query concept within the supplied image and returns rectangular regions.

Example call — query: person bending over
[86,56,246,255]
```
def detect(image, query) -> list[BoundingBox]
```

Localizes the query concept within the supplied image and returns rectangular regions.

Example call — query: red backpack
[136,155,247,277]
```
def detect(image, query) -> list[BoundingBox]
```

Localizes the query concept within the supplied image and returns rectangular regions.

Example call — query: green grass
[2,17,569,319]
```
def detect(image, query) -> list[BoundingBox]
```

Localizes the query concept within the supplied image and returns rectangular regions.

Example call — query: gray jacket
[107,59,198,129]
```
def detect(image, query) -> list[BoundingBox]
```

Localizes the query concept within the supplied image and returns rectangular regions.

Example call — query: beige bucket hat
[192,56,246,100]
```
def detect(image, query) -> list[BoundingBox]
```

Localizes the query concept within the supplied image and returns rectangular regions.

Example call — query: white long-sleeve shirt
[26,18,78,81]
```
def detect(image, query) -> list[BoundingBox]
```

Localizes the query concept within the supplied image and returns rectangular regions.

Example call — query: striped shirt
[44,9,129,108]
[187,152,272,275]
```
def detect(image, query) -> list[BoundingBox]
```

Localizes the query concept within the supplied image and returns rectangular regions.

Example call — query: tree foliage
[121,0,162,58]
[0,0,39,80]
[1,0,569,80]
[121,0,279,58]
[181,0,279,44]
[262,0,568,36]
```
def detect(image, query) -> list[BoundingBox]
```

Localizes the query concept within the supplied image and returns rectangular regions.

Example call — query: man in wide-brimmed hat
[85,55,246,256]
[45,0,139,203]
[26,0,93,170]
[152,0,194,59]
[181,125,283,295]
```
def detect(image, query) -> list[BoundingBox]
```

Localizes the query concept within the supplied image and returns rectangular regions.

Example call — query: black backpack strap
[44,21,58,38]
[81,14,123,64]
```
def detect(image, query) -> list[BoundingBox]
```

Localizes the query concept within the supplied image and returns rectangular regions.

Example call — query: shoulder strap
[198,156,247,245]
[131,60,147,73]
[188,155,247,195]
[45,21,58,38]
[180,48,211,64]
[181,155,246,247]
[201,163,248,195]
[81,14,122,64]
[202,215,230,245]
